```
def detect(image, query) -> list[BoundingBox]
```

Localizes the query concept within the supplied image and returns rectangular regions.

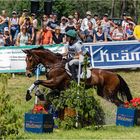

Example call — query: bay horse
[23,46,133,106]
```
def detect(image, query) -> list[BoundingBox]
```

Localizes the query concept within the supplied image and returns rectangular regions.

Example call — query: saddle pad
[80,69,91,79]
[65,63,72,76]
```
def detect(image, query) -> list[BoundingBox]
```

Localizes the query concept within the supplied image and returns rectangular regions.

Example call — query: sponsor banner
[0,44,64,73]
[87,41,140,69]
[0,41,140,73]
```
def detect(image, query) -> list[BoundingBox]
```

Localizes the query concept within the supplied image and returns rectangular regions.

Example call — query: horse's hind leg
[97,85,104,97]
[103,87,124,106]
[110,94,124,106]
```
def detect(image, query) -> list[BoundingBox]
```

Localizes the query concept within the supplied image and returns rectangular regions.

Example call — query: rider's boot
[70,64,78,82]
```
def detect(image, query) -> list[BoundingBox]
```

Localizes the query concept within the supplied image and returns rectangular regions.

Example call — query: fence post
[76,54,83,127]
[34,65,40,105]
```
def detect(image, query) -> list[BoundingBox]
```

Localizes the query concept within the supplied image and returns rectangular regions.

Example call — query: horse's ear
[22,50,32,55]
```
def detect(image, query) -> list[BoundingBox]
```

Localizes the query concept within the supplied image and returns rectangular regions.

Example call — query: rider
[63,29,88,82]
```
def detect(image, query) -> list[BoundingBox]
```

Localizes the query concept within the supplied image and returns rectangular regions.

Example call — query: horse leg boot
[70,64,78,82]
[26,83,37,101]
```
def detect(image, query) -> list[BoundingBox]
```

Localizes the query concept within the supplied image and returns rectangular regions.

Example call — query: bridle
[26,54,40,72]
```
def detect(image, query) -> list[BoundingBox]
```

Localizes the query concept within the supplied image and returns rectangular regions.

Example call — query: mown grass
[19,126,140,139]
[1,71,140,139]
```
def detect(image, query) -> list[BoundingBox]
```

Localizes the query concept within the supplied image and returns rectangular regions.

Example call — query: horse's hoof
[37,94,45,101]
[34,80,40,85]
[26,90,32,101]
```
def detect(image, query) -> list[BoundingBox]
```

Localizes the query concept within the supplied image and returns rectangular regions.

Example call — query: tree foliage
[0,0,30,16]
[0,0,139,22]
[53,0,140,22]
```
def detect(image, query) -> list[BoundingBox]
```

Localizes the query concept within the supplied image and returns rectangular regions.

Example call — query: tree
[111,0,115,18]
[133,0,139,24]
[121,0,126,18]
[0,0,30,16]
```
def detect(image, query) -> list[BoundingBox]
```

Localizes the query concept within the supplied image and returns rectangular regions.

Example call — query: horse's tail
[117,74,133,102]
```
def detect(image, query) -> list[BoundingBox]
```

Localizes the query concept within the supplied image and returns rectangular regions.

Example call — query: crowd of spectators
[0,9,139,47]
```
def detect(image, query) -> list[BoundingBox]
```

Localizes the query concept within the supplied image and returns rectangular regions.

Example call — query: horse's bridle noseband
[26,54,40,72]
[26,65,37,72]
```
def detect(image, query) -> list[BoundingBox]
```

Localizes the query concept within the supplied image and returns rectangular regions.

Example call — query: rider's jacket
[67,40,83,59]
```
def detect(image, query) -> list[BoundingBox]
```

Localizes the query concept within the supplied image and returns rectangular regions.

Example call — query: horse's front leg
[26,79,55,101]
[26,79,54,101]
[34,79,58,88]
[26,73,66,101]
[34,73,67,88]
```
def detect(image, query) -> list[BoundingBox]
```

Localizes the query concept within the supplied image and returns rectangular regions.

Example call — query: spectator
[0,29,4,46]
[96,18,102,29]
[75,22,85,41]
[16,25,31,46]
[52,13,59,25]
[133,22,140,41]
[19,9,28,26]
[38,24,53,45]
[126,22,135,40]
[65,15,76,32]
[52,26,65,44]
[112,23,127,41]
[1,10,9,27]
[9,11,19,44]
[41,14,49,27]
[101,13,116,41]
[31,13,38,30]
[0,16,5,34]
[93,26,107,43]
[22,17,35,44]
[73,11,82,24]
[31,13,38,45]
[19,9,32,26]
[94,13,101,31]
[60,16,68,35]
[126,16,135,30]
[48,14,53,22]
[48,13,59,29]
[94,13,99,22]
[80,11,96,31]
[83,21,96,42]
[3,27,12,46]
[122,13,128,33]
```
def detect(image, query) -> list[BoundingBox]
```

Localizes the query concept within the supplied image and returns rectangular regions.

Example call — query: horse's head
[23,46,63,77]
[23,49,40,78]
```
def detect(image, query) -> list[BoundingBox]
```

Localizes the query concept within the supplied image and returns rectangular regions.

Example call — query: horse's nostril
[27,73,32,78]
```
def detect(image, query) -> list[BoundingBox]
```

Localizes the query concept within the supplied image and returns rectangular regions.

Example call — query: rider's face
[66,36,71,42]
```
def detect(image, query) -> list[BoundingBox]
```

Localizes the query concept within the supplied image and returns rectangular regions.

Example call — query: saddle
[65,63,92,79]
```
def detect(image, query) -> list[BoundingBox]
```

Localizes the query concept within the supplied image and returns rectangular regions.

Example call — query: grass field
[1,71,140,139]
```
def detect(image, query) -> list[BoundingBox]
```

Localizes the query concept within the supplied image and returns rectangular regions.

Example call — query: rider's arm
[75,41,91,59]
[62,46,68,58]
[74,51,83,59]
[75,42,83,59]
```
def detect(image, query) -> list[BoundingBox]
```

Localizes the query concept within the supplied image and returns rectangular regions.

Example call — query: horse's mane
[31,46,45,50]
[31,46,62,59]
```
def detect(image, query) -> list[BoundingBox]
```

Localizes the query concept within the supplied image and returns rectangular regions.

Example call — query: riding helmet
[66,30,77,38]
